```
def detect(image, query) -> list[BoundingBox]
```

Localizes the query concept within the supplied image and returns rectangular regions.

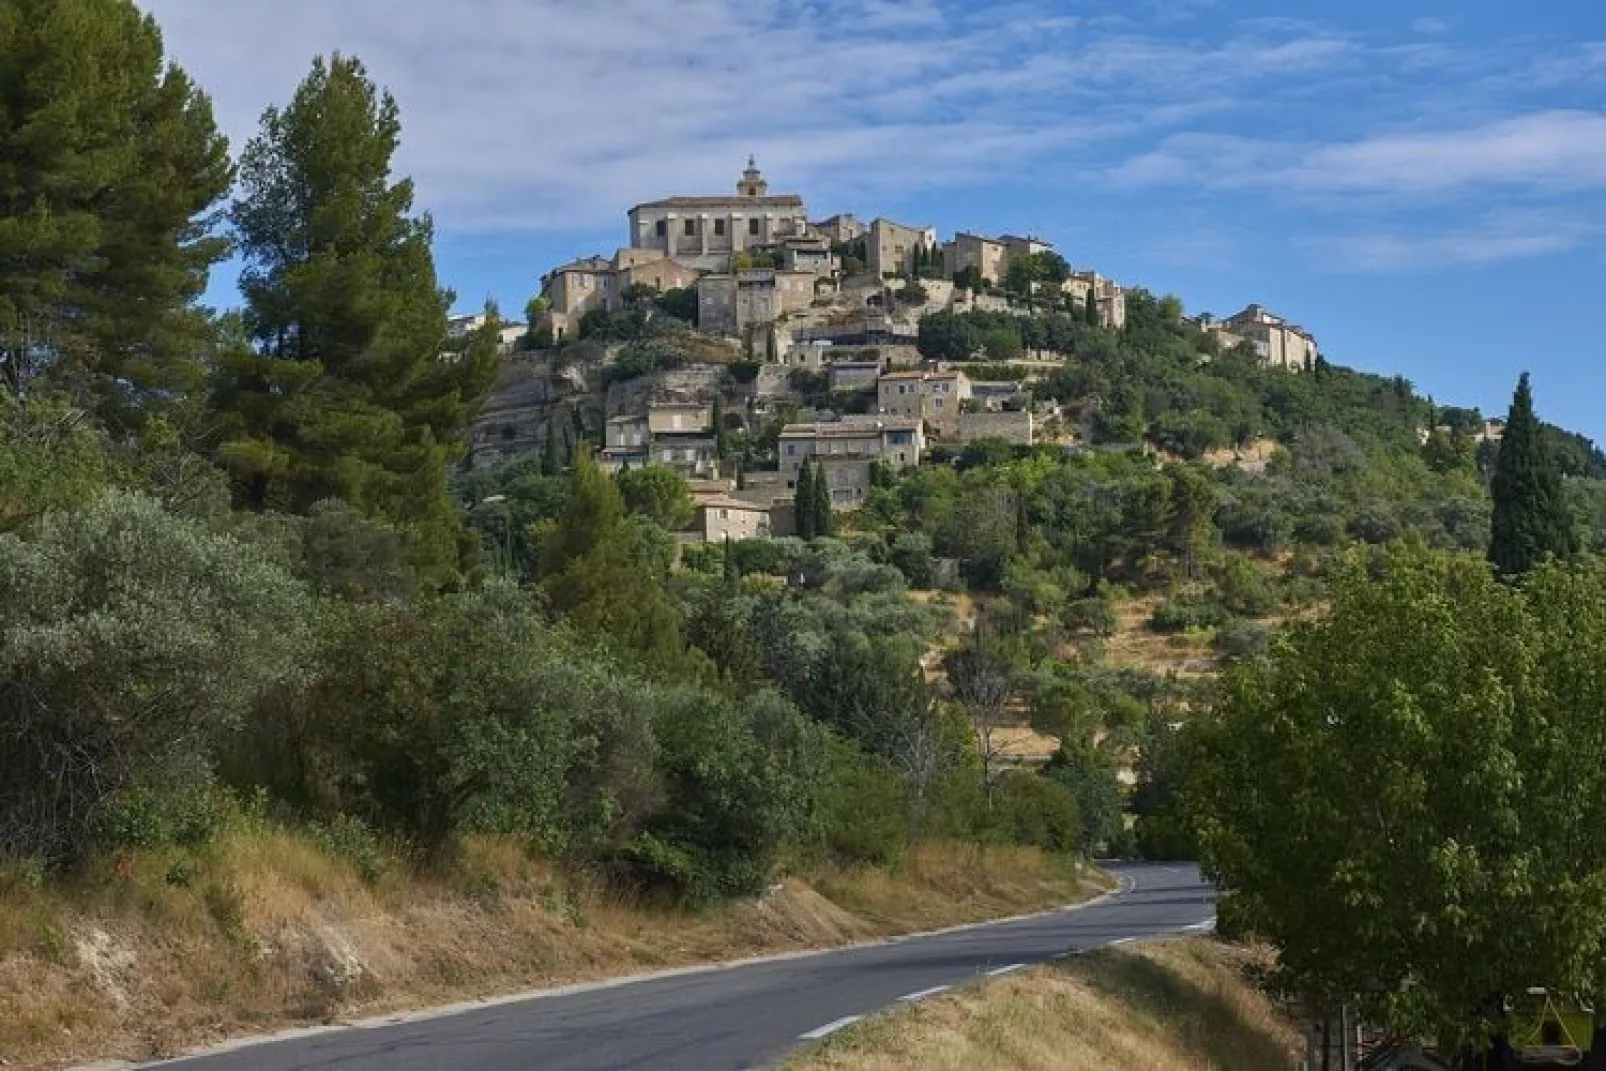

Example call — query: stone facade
[828,361,883,393]
[1062,271,1128,330]
[626,160,808,272]
[697,268,817,337]
[944,232,1007,285]
[539,251,700,341]
[958,409,1034,446]
[778,415,925,478]
[695,495,772,542]
[1223,304,1318,371]
[867,218,936,278]
[813,213,866,244]
[877,369,971,439]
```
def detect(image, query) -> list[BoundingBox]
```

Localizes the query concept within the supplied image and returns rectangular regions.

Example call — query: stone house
[647,402,713,436]
[958,409,1034,446]
[1001,234,1054,261]
[813,213,866,244]
[778,415,925,478]
[693,495,772,542]
[696,268,817,337]
[867,218,937,278]
[777,236,839,278]
[877,368,971,439]
[626,159,808,272]
[1063,271,1128,330]
[944,232,1007,286]
[1222,304,1318,371]
[538,250,700,341]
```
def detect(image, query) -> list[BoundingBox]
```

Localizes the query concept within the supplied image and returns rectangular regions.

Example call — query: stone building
[943,232,1007,286]
[1221,304,1318,371]
[1063,271,1128,330]
[538,250,699,341]
[867,218,937,278]
[778,415,925,476]
[626,159,808,272]
[958,409,1034,446]
[813,213,866,244]
[696,268,818,337]
[693,495,772,542]
[877,368,971,439]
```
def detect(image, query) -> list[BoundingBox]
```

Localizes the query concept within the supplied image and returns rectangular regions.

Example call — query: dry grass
[1097,595,1218,677]
[789,938,1300,1071]
[0,834,1103,1070]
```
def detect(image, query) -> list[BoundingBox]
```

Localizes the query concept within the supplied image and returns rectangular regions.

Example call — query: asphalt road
[132,862,1214,1071]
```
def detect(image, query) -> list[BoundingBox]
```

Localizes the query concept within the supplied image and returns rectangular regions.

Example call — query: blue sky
[139,0,1606,439]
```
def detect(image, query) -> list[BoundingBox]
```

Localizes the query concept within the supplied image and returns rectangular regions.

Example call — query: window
[655,219,667,237]
[749,218,761,236]
[714,218,726,237]
[786,444,796,455]
[684,219,696,237]
[719,509,729,520]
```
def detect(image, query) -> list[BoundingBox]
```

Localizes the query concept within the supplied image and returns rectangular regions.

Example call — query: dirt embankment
[789,938,1300,1071]
[0,835,1105,1070]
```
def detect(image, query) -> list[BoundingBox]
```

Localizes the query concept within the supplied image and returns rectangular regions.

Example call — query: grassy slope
[789,938,1300,1071]
[0,832,1105,1069]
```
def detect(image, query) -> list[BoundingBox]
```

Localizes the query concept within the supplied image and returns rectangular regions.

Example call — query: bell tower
[737,156,769,198]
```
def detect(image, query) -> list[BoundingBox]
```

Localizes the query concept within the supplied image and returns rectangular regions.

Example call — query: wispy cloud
[136,0,1367,232]
[1309,210,1603,271]
[1412,17,1450,36]
[1113,111,1606,199]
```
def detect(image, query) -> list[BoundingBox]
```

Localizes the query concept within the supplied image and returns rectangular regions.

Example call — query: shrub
[1150,599,1226,633]
[0,491,311,864]
[1214,555,1278,617]
[888,532,935,588]
[1062,597,1117,637]
[992,771,1081,854]
[1214,617,1271,660]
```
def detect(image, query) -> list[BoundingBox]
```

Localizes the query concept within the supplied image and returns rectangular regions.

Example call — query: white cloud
[1112,111,1606,198]
[1310,211,1601,271]
[1412,17,1450,36]
[135,0,1366,233]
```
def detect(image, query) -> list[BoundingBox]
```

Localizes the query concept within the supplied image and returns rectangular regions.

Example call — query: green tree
[0,491,310,863]
[617,464,694,530]
[539,449,689,675]
[811,460,835,537]
[0,0,233,426]
[794,459,818,540]
[215,54,498,580]
[1489,372,1576,576]
[1191,546,1606,1045]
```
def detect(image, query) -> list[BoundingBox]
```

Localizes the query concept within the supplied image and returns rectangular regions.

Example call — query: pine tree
[215,54,497,579]
[0,0,233,426]
[1489,372,1576,577]
[794,459,818,540]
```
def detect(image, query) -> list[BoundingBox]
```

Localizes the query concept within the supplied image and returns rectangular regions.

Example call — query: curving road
[123,862,1214,1071]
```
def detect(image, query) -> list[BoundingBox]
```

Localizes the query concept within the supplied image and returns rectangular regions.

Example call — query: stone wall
[958,410,1034,446]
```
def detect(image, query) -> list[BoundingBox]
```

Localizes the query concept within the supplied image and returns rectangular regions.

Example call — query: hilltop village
[461,160,1325,542]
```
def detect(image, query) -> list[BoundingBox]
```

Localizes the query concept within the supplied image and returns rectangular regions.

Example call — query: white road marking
[897,985,951,1002]
[799,1015,864,1040]
[986,963,1028,977]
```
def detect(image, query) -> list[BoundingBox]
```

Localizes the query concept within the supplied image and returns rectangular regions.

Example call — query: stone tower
[737,156,769,198]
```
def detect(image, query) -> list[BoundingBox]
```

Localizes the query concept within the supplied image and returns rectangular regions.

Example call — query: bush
[99,771,236,852]
[1043,743,1126,855]
[1062,597,1117,637]
[1214,617,1271,660]
[0,491,311,864]
[889,532,935,588]
[1150,599,1226,633]
[992,771,1081,853]
[1214,555,1278,617]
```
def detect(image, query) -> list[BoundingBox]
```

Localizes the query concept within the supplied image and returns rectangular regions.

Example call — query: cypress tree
[0,0,233,426]
[794,459,817,540]
[812,460,834,537]
[1489,372,1576,577]
[215,54,498,580]
[1085,288,1101,328]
